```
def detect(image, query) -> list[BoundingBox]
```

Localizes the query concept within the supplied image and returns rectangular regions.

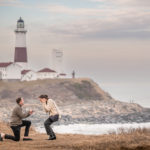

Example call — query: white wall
[15,62,28,70]
[0,68,7,79]
[5,63,22,79]
[37,72,57,79]
[0,71,2,79]
[59,75,67,79]
[15,32,26,47]
[21,71,37,81]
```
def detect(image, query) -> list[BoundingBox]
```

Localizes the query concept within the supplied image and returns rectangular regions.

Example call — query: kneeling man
[0,97,33,142]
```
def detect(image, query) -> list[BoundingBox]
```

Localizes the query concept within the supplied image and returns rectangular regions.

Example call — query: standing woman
[39,95,60,140]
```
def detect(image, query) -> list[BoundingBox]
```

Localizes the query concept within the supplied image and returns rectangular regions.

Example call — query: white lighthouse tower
[52,49,63,73]
[14,17,28,70]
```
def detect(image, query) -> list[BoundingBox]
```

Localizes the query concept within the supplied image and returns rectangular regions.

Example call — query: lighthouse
[14,17,28,70]
[52,49,63,73]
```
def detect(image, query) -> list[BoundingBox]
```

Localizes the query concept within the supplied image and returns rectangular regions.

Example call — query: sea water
[35,122,150,135]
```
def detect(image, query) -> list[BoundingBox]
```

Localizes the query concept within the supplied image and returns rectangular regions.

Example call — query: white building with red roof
[21,70,37,81]
[58,73,67,78]
[0,62,22,80]
[0,18,67,81]
[37,68,57,80]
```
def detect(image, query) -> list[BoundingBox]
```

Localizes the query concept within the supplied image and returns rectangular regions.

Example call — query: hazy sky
[0,0,150,107]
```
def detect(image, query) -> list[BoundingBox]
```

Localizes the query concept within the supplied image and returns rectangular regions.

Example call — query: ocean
[35,122,150,135]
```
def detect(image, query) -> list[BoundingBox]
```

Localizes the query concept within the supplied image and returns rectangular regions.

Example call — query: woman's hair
[16,97,22,104]
[39,95,49,100]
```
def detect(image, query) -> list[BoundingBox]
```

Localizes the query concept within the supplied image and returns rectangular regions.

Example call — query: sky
[0,0,150,107]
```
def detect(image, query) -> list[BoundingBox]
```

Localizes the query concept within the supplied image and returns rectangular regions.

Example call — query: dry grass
[1,122,150,150]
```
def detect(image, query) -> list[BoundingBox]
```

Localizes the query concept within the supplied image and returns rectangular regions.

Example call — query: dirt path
[1,122,150,150]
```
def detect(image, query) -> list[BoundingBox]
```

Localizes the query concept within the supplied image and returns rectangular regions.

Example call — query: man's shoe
[23,138,33,141]
[48,136,56,140]
[0,134,3,141]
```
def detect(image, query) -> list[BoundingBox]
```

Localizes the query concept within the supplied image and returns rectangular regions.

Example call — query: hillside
[0,78,111,102]
[1,122,150,150]
[0,78,150,125]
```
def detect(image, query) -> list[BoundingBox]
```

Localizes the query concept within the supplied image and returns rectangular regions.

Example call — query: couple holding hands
[0,95,60,142]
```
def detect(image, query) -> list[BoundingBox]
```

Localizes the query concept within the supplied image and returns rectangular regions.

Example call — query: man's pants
[5,120,31,141]
[44,115,59,137]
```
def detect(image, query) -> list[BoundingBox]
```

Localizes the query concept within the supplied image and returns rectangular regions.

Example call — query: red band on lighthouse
[14,47,27,62]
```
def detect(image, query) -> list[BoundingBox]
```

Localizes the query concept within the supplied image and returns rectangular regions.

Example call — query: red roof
[38,68,56,73]
[21,70,31,75]
[59,73,66,76]
[0,62,13,68]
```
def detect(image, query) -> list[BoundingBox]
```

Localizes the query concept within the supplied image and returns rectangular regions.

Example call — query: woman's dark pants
[44,115,59,137]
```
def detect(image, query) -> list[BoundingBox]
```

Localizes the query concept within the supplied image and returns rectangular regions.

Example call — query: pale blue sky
[0,0,150,107]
